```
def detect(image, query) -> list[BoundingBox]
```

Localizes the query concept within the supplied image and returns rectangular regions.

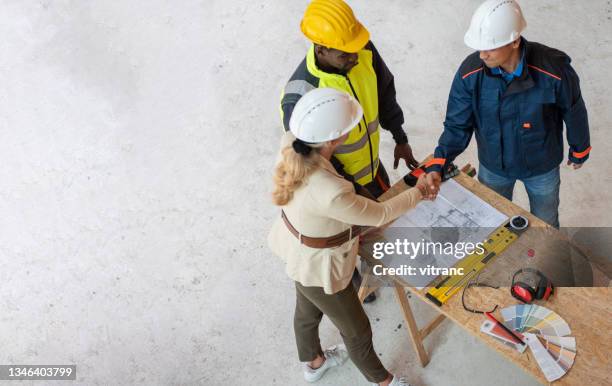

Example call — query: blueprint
[392,178,508,229]
[378,179,509,288]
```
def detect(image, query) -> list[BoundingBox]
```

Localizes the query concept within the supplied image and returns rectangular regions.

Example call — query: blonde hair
[272,145,322,206]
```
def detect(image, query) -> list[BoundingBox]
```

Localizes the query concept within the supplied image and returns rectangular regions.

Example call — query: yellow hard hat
[300,0,370,53]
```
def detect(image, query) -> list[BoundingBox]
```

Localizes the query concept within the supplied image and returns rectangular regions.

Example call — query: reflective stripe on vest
[284,79,316,96]
[334,115,379,154]
[305,45,380,185]
[353,157,380,182]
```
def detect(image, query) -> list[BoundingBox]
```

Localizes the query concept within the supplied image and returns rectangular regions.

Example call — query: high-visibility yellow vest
[280,45,380,186]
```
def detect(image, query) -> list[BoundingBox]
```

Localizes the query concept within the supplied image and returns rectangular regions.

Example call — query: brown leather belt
[281,210,369,249]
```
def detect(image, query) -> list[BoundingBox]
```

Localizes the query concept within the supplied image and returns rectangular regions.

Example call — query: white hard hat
[289,88,363,144]
[464,0,527,51]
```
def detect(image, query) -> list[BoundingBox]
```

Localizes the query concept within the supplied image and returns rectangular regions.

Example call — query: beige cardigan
[268,133,422,294]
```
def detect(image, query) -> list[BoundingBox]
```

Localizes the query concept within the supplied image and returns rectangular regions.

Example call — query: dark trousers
[363,162,391,199]
[293,281,390,383]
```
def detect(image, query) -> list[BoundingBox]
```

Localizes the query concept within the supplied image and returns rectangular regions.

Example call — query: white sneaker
[303,344,349,383]
[371,375,413,386]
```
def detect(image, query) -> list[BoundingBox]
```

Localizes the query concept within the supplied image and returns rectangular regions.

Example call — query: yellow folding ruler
[426,224,519,307]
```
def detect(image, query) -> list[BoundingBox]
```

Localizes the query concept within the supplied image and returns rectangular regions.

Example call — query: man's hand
[567,161,584,170]
[394,143,419,170]
[416,174,438,200]
[415,174,431,200]
[425,171,442,199]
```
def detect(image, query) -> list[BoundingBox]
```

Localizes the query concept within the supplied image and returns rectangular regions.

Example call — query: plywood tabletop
[368,172,612,386]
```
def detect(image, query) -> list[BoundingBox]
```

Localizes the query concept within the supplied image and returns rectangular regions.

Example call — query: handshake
[403,164,459,201]
[415,172,441,201]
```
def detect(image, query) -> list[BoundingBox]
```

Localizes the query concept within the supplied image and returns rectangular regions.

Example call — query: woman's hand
[415,174,436,200]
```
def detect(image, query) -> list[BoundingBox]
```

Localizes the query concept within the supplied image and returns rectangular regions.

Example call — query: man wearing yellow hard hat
[280,0,418,304]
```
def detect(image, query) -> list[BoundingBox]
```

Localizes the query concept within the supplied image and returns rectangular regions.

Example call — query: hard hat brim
[339,101,363,138]
[297,99,362,143]
[464,33,519,51]
[288,88,364,144]
[337,22,370,53]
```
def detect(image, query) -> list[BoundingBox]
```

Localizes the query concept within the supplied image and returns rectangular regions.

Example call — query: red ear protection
[511,282,536,303]
[511,269,554,303]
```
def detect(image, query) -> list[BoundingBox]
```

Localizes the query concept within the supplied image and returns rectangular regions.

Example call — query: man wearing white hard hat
[424,0,591,227]
[268,88,431,386]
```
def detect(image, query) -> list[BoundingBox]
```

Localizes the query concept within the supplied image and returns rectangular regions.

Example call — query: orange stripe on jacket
[462,67,484,79]
[527,65,561,81]
[425,158,446,167]
[411,168,425,178]
[376,173,390,192]
[573,146,592,159]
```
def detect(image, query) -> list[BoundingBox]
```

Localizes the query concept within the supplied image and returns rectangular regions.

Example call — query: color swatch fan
[501,304,576,382]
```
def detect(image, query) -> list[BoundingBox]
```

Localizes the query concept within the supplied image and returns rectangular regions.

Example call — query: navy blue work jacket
[426,39,591,178]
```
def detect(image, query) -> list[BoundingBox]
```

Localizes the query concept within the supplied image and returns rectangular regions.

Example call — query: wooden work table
[357,171,611,386]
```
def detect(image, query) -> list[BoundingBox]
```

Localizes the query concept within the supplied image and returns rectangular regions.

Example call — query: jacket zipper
[345,75,375,182]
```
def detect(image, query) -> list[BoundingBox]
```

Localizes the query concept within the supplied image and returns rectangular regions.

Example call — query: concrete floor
[0,1,610,385]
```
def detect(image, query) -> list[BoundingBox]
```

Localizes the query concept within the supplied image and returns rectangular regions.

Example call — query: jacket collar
[483,37,535,96]
[491,44,525,81]
[306,45,353,81]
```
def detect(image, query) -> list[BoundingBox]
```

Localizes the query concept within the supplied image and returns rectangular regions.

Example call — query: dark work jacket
[280,41,407,191]
[425,38,591,178]
[280,41,407,143]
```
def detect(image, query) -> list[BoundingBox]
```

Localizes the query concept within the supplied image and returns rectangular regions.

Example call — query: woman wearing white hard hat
[268,88,430,386]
